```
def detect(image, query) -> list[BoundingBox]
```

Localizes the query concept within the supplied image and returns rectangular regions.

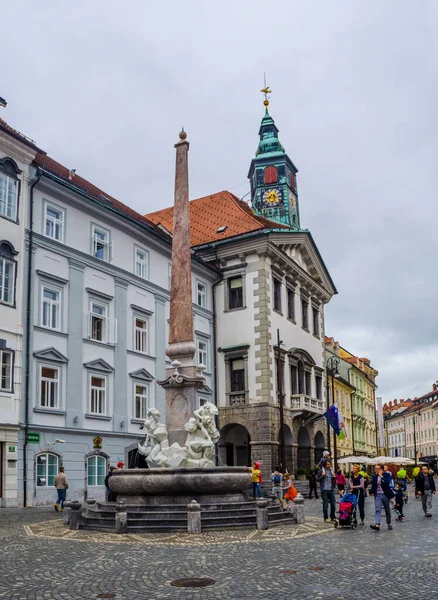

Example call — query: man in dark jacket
[104,466,116,502]
[416,465,436,517]
[369,463,395,531]
[316,460,336,522]
[308,469,319,499]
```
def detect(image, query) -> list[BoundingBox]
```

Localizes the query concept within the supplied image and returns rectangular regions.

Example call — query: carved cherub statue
[138,407,170,467]
[184,402,219,466]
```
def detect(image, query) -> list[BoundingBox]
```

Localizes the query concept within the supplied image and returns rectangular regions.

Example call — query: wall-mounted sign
[8,446,16,453]
[93,436,102,449]
[27,433,40,444]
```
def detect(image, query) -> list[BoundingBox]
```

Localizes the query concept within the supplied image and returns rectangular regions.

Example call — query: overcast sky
[2,1,437,403]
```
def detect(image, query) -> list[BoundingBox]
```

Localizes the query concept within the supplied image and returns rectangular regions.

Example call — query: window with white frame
[0,169,18,221]
[89,302,106,342]
[168,263,172,290]
[135,247,148,279]
[0,254,15,305]
[39,365,60,408]
[89,375,106,414]
[197,338,208,369]
[87,455,106,486]
[42,286,60,329]
[36,453,59,487]
[44,203,64,242]
[92,226,110,261]
[0,349,12,391]
[134,317,148,353]
[196,281,206,308]
[199,397,209,407]
[134,383,148,419]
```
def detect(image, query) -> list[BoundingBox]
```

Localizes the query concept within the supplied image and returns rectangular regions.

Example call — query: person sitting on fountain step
[271,466,284,507]
[247,461,263,500]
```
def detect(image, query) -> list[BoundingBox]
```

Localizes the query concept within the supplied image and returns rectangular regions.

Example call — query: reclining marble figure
[137,403,219,468]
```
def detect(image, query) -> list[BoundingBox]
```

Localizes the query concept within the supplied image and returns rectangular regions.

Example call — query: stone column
[159,130,204,446]
[115,502,128,534]
[113,277,128,432]
[294,493,305,524]
[256,499,269,530]
[154,294,167,416]
[187,500,201,534]
[69,501,82,530]
[66,259,85,428]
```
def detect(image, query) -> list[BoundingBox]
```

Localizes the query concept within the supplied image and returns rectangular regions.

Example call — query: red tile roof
[0,117,44,153]
[145,191,289,247]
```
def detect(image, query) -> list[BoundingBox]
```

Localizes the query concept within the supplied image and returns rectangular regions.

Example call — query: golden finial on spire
[261,73,271,110]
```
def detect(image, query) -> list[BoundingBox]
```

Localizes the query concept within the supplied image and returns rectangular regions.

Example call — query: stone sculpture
[185,403,220,467]
[137,402,219,469]
[137,408,171,468]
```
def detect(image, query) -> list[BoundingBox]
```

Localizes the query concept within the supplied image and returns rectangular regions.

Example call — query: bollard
[69,501,82,530]
[294,493,305,524]
[63,500,71,526]
[256,498,269,530]
[187,500,201,534]
[115,500,127,534]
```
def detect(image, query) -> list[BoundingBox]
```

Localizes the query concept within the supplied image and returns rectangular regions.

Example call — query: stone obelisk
[159,129,205,446]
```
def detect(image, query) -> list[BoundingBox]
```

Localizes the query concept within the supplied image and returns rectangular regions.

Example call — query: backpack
[273,473,281,485]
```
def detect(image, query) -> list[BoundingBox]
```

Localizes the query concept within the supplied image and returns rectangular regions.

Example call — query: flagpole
[327,356,340,471]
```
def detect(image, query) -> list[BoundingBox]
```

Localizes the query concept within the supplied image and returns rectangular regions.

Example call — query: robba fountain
[72,130,302,533]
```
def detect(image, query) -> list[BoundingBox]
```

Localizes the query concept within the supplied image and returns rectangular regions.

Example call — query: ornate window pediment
[33,347,68,363]
[129,368,154,382]
[0,240,18,258]
[0,157,21,177]
[83,358,114,373]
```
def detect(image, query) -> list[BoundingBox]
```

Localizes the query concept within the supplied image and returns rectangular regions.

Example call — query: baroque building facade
[0,116,216,506]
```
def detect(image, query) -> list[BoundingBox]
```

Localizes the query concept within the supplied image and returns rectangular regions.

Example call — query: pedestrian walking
[416,465,436,517]
[104,465,116,502]
[336,469,346,497]
[271,466,283,507]
[350,464,365,525]
[394,482,405,521]
[54,466,68,512]
[316,460,336,522]
[369,463,394,531]
[308,468,319,499]
[247,461,263,500]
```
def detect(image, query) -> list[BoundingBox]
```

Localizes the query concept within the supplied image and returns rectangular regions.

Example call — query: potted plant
[297,468,306,481]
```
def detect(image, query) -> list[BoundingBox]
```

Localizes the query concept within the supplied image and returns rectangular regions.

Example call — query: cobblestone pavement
[0,487,437,600]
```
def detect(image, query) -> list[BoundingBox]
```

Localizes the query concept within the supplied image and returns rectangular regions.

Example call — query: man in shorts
[271,467,284,507]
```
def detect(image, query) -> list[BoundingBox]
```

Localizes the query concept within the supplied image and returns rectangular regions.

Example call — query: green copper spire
[248,84,300,230]
[256,108,285,157]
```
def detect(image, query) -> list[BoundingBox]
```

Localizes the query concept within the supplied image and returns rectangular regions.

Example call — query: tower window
[264,166,278,185]
[289,172,296,190]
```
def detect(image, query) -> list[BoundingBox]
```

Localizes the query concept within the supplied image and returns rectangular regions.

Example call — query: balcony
[228,392,247,406]
[290,394,324,415]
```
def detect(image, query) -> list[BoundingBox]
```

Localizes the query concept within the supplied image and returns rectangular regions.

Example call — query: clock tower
[248,88,300,229]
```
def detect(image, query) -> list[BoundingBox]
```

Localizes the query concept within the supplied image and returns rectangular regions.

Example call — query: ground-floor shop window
[87,455,106,486]
[36,453,59,486]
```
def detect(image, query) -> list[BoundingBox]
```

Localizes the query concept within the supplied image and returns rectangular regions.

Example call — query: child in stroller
[334,493,359,529]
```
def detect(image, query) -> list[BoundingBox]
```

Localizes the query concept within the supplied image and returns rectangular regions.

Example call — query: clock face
[289,191,296,208]
[263,187,282,206]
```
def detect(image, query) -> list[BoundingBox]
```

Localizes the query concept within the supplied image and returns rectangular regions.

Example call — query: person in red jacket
[336,469,347,497]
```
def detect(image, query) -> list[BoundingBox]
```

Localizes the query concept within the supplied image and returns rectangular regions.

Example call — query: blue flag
[324,404,340,436]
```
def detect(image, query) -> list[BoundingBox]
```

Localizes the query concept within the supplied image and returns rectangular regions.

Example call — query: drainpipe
[23,169,41,507]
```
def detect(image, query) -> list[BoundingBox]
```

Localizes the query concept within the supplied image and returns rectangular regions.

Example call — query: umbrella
[368,456,415,465]
[338,455,375,465]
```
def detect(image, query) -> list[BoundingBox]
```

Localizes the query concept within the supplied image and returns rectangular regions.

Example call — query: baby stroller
[334,493,358,529]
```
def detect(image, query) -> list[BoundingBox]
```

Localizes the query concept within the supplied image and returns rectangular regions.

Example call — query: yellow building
[338,349,378,457]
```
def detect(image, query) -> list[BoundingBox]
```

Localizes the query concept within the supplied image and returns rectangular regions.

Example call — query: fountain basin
[110,466,250,498]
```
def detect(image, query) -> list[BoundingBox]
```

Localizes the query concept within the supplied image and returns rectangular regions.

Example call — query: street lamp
[413,411,421,466]
[326,355,340,471]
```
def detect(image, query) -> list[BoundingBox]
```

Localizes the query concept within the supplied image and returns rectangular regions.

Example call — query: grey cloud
[2,0,437,400]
